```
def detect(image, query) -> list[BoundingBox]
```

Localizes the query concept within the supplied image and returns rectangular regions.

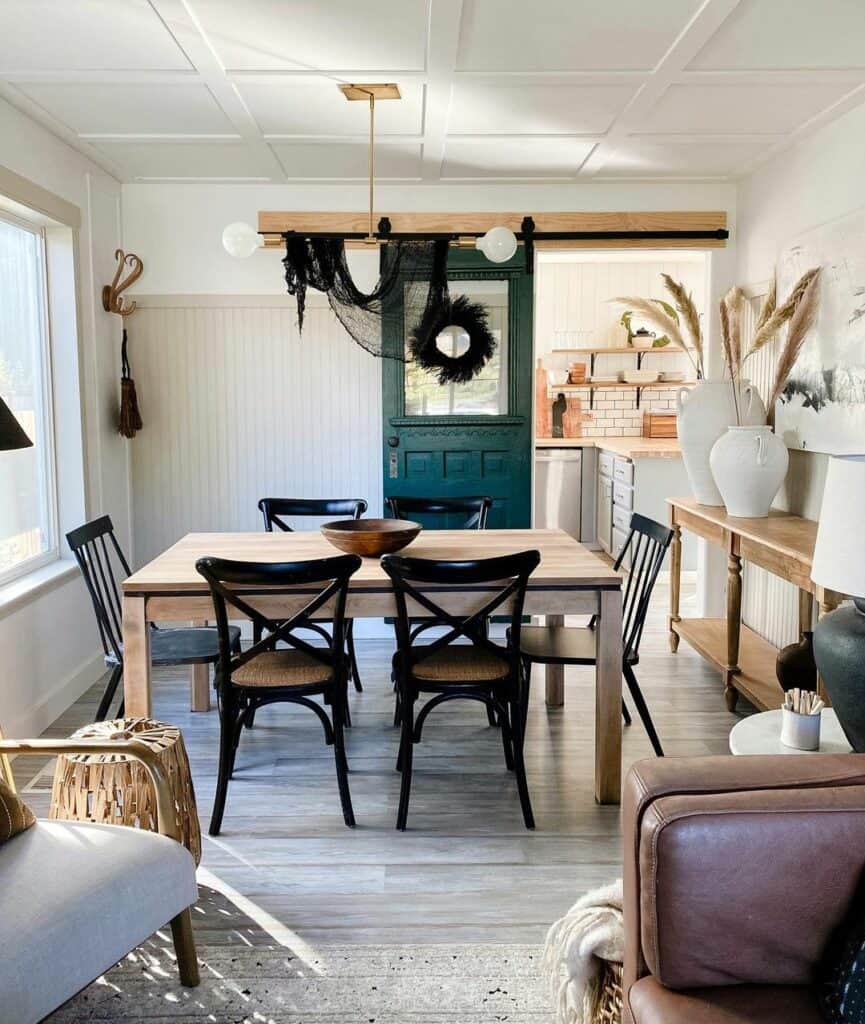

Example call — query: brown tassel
[118,327,142,437]
[119,376,142,438]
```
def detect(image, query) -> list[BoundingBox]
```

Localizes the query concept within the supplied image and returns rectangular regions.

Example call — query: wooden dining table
[121,528,624,803]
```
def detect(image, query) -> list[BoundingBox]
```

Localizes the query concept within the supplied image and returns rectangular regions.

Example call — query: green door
[382,248,533,529]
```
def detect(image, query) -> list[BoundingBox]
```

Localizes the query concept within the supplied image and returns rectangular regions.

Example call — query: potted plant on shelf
[709,268,821,518]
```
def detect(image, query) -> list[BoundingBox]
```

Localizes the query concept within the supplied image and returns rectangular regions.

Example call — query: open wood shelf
[549,379,695,409]
[673,617,784,711]
[551,345,687,355]
[550,380,695,390]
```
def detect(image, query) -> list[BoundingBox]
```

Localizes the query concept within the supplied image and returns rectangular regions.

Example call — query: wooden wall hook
[102,249,143,318]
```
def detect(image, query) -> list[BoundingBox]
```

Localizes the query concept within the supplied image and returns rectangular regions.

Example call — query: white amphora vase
[709,425,789,518]
[676,380,766,506]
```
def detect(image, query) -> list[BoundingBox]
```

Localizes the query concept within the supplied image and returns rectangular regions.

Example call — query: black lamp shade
[0,396,33,451]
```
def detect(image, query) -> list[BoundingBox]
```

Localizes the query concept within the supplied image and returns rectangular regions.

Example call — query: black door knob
[387,435,400,448]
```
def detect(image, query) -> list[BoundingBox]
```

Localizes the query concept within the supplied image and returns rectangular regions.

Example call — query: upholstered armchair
[623,753,865,1023]
[0,736,200,1024]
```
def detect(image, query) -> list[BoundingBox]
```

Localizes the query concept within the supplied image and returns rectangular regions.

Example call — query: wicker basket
[595,960,623,1024]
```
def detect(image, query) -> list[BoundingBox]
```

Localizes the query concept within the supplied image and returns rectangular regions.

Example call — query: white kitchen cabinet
[596,463,613,554]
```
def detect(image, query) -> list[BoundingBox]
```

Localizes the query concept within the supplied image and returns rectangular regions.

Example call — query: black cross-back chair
[258,497,367,694]
[66,515,240,722]
[385,495,493,531]
[386,495,497,726]
[196,553,361,835]
[518,512,672,757]
[382,548,541,831]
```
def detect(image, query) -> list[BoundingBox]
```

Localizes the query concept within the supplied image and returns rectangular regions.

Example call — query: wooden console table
[667,497,840,712]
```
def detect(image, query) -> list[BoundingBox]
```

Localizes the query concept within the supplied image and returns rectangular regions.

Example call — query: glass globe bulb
[476,226,518,264]
[222,222,261,258]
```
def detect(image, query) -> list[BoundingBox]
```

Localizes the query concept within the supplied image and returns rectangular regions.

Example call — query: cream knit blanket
[543,879,624,1024]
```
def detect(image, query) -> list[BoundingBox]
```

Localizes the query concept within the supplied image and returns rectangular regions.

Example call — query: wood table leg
[595,587,623,805]
[668,519,682,653]
[724,536,742,711]
[122,594,152,718]
[189,621,211,712]
[545,614,565,707]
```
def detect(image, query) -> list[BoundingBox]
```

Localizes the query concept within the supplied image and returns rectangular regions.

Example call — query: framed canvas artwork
[775,207,865,454]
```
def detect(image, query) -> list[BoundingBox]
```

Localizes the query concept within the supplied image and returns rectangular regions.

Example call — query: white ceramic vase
[709,425,789,518]
[676,380,766,506]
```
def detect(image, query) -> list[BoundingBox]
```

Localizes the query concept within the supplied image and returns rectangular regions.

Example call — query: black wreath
[408,294,497,385]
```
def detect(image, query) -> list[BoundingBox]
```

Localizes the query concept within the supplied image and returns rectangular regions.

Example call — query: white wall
[736,102,865,521]
[0,96,125,737]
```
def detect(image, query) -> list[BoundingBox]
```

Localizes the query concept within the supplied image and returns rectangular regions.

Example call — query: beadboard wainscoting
[129,293,383,572]
[740,289,800,651]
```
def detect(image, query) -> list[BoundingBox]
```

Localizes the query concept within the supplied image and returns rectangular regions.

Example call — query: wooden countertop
[535,437,681,459]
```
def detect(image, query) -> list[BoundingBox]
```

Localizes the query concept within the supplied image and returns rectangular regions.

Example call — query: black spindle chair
[382,549,541,831]
[518,512,672,757]
[196,553,361,835]
[258,498,367,693]
[67,515,240,722]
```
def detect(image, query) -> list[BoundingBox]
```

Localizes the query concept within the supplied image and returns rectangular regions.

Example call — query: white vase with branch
[709,269,821,517]
[611,275,763,506]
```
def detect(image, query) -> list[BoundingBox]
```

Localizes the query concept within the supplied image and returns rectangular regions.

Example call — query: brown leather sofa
[623,753,865,1023]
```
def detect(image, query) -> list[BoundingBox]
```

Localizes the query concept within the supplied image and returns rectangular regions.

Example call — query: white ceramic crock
[709,425,789,518]
[676,380,766,506]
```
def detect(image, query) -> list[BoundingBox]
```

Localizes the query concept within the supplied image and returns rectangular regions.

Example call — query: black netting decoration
[282,236,452,361]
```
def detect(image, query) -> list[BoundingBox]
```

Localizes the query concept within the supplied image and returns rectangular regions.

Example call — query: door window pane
[0,215,56,582]
[404,279,508,416]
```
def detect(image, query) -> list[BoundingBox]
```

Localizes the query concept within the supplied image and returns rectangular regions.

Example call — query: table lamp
[812,454,865,751]
[0,395,32,451]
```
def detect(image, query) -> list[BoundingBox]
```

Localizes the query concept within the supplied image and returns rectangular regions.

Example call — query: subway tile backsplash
[546,386,681,438]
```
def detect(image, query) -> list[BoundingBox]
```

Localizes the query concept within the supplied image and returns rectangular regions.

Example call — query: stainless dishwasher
[534,448,582,539]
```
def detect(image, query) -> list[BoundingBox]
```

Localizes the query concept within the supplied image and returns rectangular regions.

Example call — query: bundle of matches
[784,688,824,716]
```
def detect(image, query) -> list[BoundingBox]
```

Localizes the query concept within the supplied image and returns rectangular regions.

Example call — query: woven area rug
[49,887,554,1023]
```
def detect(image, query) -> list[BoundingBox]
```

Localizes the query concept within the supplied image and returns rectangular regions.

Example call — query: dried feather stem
[719,297,740,425]
[768,271,821,410]
[754,276,777,333]
[661,274,704,378]
[745,267,820,359]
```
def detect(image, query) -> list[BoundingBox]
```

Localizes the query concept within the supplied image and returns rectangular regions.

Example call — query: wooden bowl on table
[320,518,422,557]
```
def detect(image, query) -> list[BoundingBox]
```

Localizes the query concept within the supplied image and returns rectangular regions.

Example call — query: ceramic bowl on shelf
[320,518,422,557]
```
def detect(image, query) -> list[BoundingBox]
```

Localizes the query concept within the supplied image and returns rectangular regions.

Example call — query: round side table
[49,717,201,864]
[729,708,852,756]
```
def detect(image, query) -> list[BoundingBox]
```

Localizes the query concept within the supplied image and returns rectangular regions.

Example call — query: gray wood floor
[17,581,750,947]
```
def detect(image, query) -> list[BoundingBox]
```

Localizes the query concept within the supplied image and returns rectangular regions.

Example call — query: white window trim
[0,209,60,588]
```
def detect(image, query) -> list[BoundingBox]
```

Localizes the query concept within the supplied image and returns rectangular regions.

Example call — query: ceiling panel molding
[1,0,864,183]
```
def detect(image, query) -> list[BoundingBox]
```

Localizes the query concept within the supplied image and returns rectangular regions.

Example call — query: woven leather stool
[49,717,201,864]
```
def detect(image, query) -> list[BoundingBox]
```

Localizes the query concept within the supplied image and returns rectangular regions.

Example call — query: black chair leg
[622,699,632,726]
[396,690,414,830]
[332,693,355,828]
[96,665,122,722]
[623,663,664,757]
[485,699,499,728]
[209,692,239,836]
[498,698,515,771]
[347,620,363,692]
[510,695,535,829]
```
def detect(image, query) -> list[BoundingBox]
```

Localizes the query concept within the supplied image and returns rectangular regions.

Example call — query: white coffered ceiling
[1,0,864,184]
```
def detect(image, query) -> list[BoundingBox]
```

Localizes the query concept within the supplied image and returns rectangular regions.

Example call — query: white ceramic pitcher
[676,380,766,506]
[709,425,789,518]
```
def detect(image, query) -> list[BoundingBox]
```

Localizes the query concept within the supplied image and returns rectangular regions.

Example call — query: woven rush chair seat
[412,645,510,682]
[232,649,333,688]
